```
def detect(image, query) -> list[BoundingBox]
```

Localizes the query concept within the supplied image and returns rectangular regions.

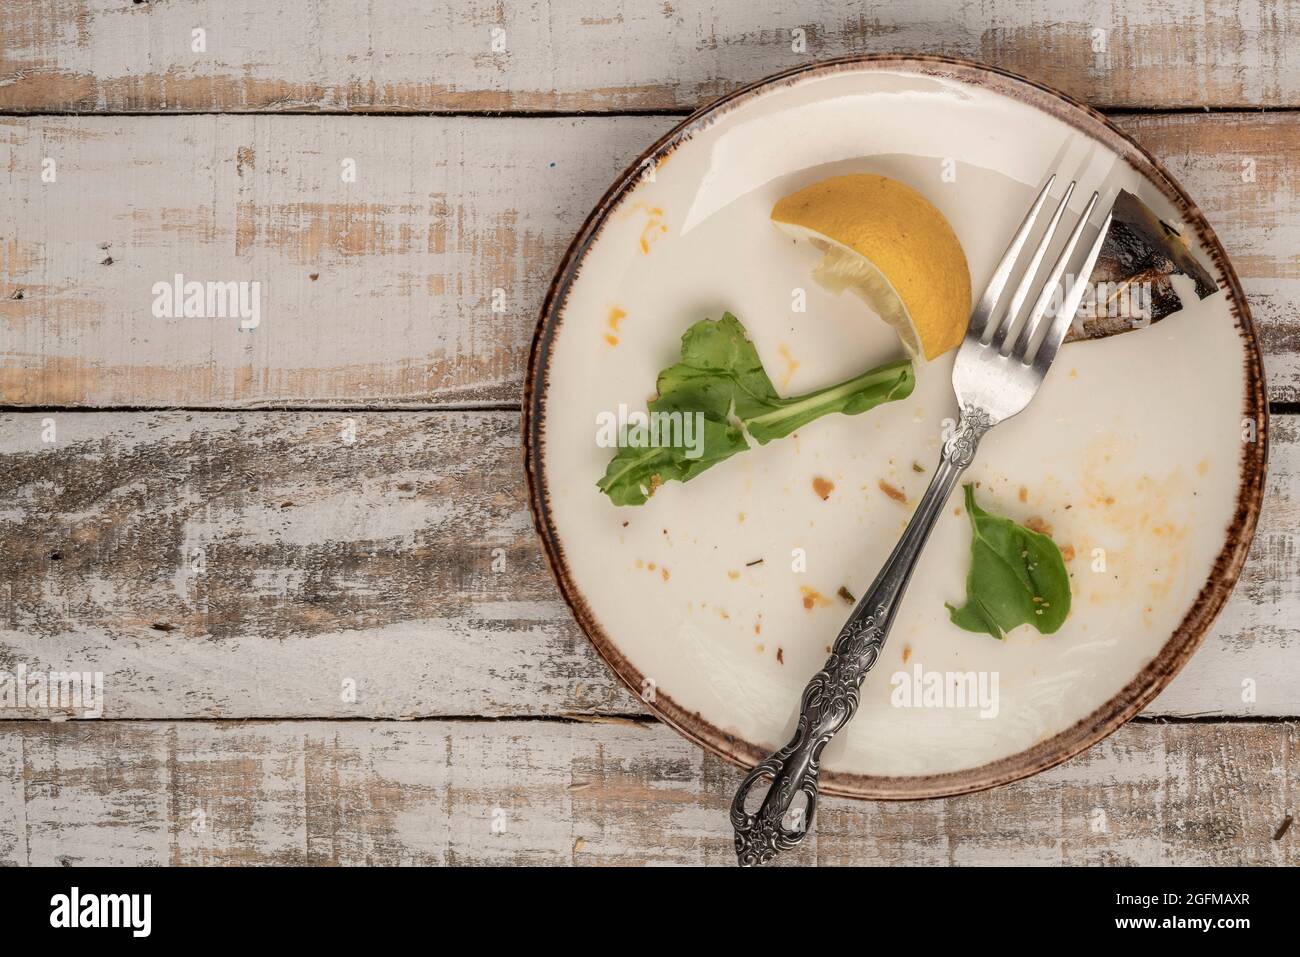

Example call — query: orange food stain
[607,306,627,332]
[630,204,667,254]
[1025,516,1053,536]
[902,645,912,664]
[1018,486,1028,503]
[727,570,740,580]
[604,333,619,346]
[1061,544,1076,562]
[778,344,800,390]
[661,567,670,581]
[800,585,831,610]
[812,476,834,500]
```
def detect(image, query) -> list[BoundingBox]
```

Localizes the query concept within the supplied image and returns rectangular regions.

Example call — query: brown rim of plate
[522,53,1269,801]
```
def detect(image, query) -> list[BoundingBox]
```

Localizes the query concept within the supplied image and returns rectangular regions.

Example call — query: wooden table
[1,0,1296,866]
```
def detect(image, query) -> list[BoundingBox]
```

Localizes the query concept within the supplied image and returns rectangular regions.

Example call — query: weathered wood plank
[1,410,1294,719]
[0,719,1292,865]
[2,112,1298,408]
[0,114,652,407]
[2,0,1297,113]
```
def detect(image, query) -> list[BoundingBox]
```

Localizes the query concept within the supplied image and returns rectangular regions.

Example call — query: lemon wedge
[772,174,972,361]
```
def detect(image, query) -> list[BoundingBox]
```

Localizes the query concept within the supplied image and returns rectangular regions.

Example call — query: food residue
[812,476,834,500]
[800,585,832,610]
[776,647,784,665]
[837,586,855,604]
[1018,486,1028,503]
[727,570,740,580]
[1025,516,1053,536]
[879,479,907,504]
[778,344,800,390]
[629,203,668,254]
[1061,544,1076,562]
[902,645,912,664]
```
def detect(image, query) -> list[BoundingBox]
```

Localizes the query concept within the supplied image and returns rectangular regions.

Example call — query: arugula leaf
[597,313,914,506]
[946,484,1071,639]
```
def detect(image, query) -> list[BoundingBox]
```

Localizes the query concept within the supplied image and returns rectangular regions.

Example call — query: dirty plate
[524,56,1267,799]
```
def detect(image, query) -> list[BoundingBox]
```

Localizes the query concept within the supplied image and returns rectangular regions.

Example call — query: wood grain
[3,0,1298,114]
[1,410,1294,720]
[2,112,1298,408]
[0,718,1293,865]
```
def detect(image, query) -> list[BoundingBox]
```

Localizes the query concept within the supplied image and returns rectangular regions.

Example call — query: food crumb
[912,461,925,473]
[745,558,764,567]
[661,567,670,581]
[647,562,656,571]
[756,643,765,654]
[738,512,746,523]
[776,647,784,664]
[878,479,907,504]
[1061,544,1076,562]
[573,837,585,853]
[754,622,761,635]
[812,476,835,500]
[635,559,644,569]
[902,645,911,664]
[836,586,855,604]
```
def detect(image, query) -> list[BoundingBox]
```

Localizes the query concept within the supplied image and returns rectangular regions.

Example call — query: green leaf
[597,312,914,506]
[945,484,1072,639]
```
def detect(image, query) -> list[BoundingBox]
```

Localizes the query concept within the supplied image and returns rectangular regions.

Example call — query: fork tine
[1028,207,1113,372]
[988,181,1075,353]
[967,175,1056,339]
[1012,190,1101,365]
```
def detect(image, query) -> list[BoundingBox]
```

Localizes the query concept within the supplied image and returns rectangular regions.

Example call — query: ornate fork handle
[730,409,990,866]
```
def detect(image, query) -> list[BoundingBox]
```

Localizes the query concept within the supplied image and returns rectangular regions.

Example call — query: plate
[524,55,1267,799]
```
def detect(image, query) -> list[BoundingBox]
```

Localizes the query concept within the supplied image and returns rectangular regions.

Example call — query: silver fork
[729,175,1114,867]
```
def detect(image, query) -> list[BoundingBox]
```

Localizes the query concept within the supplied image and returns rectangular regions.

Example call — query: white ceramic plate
[525,56,1267,798]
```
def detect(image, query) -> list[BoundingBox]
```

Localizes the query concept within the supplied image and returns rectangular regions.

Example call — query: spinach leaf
[946,484,1071,638]
[597,313,914,506]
